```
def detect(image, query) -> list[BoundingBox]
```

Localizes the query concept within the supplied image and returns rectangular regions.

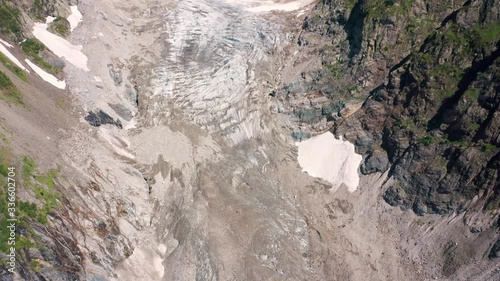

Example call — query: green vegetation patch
[50,17,70,37]
[0,52,28,81]
[363,0,413,20]
[0,192,37,252]
[346,0,358,11]
[0,69,12,88]
[21,38,60,74]
[425,63,464,104]
[0,70,23,105]
[483,143,499,152]
[324,62,342,80]
[472,22,500,45]
[440,24,470,50]
[418,135,437,146]
[22,155,36,181]
[462,88,480,101]
[0,154,33,252]
[21,38,45,58]
[21,156,60,225]
[30,0,46,21]
[0,1,22,40]
[0,154,65,253]
[0,162,8,177]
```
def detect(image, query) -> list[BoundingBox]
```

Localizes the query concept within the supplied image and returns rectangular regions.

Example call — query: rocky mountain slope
[0,0,499,280]
[280,0,500,215]
[274,0,500,277]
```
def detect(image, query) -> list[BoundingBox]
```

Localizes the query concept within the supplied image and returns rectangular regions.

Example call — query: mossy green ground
[0,155,61,253]
[0,70,23,105]
[0,53,28,82]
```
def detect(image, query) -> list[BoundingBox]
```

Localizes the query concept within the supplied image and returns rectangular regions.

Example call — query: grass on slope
[0,155,62,253]
[0,1,22,40]
[0,52,28,81]
[21,38,60,75]
[22,156,61,225]
[0,70,23,105]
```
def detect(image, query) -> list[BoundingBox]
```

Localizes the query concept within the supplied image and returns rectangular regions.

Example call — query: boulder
[85,110,123,129]
[108,103,133,121]
[108,65,123,86]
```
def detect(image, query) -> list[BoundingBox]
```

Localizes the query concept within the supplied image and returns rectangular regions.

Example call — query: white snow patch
[0,40,30,72]
[32,17,89,71]
[68,6,83,31]
[46,16,56,24]
[153,256,164,279]
[0,38,13,48]
[25,59,66,89]
[296,132,363,192]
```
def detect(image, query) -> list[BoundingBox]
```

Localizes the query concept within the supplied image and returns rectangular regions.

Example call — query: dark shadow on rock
[345,0,366,60]
[427,44,500,134]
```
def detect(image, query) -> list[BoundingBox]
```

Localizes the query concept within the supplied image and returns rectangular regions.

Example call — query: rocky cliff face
[273,0,499,277]
[277,0,499,215]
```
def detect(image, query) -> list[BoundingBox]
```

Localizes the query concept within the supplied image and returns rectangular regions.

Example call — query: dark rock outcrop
[489,240,500,259]
[85,110,123,129]
[347,0,500,215]
[360,149,389,174]
[288,0,500,216]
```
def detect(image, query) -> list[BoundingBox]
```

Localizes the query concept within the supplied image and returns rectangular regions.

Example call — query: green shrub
[418,135,436,146]
[21,38,45,57]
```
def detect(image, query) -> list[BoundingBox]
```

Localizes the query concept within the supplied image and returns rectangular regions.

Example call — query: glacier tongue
[149,0,283,144]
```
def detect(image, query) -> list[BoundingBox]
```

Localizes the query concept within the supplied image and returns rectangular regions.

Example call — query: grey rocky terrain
[0,0,499,280]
